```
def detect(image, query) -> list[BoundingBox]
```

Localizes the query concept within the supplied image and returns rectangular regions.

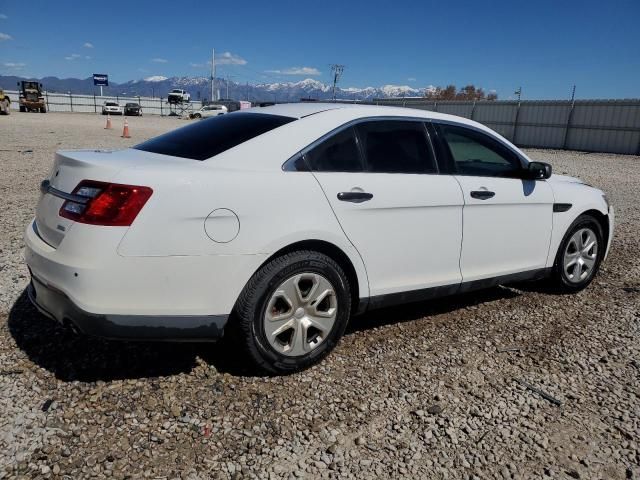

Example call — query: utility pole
[225,75,235,99]
[514,86,522,101]
[570,84,576,104]
[330,64,345,101]
[210,48,216,103]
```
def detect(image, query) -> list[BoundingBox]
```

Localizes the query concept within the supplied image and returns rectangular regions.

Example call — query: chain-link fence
[2,90,203,116]
[3,90,640,155]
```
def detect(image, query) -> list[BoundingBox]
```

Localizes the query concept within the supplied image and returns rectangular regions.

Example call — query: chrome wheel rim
[263,273,338,357]
[564,227,598,283]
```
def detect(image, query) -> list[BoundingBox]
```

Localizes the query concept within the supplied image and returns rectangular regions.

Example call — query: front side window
[306,127,362,172]
[134,113,295,161]
[356,121,436,174]
[440,124,522,177]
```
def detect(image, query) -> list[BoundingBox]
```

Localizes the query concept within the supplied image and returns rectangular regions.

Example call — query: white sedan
[101,101,123,115]
[24,103,614,373]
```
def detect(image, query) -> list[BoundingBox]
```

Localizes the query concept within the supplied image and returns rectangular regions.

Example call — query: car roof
[247,102,478,125]
[229,102,528,166]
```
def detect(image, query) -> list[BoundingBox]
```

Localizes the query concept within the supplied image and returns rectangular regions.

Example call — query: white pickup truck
[167,89,191,104]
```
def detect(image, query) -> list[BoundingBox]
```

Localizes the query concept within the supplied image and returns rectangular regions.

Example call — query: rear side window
[306,127,362,172]
[134,113,295,161]
[356,121,436,174]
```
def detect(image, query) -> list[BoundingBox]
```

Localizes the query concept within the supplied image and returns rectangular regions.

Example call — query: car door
[433,122,554,283]
[308,119,464,301]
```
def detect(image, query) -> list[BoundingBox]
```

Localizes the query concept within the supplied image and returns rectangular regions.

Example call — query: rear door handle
[337,191,373,203]
[470,190,495,200]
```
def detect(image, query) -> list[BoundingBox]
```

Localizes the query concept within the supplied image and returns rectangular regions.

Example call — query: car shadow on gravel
[8,286,521,382]
[346,286,520,334]
[7,290,245,382]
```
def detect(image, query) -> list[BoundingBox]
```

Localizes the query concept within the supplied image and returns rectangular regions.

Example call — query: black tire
[193,113,201,119]
[549,214,604,293]
[229,250,351,374]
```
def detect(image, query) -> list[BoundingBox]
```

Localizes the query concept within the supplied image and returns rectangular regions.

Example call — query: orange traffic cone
[104,114,112,129]
[121,118,131,138]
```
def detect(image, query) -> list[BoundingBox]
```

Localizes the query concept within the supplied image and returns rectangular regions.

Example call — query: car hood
[547,173,585,185]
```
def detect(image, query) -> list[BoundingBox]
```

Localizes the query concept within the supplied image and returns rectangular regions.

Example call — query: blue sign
[93,74,109,87]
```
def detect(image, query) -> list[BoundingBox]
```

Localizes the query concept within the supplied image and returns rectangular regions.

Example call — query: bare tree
[425,84,497,101]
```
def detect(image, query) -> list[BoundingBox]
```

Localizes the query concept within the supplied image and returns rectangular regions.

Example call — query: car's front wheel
[231,250,351,374]
[550,214,604,293]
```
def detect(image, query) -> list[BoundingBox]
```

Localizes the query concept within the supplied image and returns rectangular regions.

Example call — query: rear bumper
[28,274,226,341]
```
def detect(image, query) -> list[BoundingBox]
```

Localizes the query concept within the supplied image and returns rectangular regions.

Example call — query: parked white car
[101,101,123,115]
[190,104,228,119]
[25,103,614,373]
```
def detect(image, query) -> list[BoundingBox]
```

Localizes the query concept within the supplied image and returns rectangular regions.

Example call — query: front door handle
[470,190,495,200]
[337,191,373,203]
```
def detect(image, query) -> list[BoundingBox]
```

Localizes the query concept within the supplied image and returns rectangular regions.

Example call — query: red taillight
[59,180,153,226]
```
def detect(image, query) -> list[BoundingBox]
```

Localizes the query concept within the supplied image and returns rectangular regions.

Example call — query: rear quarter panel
[115,161,369,299]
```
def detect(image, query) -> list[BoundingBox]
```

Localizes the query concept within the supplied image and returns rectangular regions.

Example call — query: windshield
[105,102,118,106]
[134,113,295,161]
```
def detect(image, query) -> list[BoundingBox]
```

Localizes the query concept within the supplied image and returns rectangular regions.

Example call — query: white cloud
[215,52,247,65]
[83,42,94,48]
[0,14,7,19]
[3,62,25,70]
[151,58,168,63]
[0,32,11,40]
[407,77,416,82]
[63,53,92,61]
[190,52,247,67]
[265,66,321,76]
[144,75,168,82]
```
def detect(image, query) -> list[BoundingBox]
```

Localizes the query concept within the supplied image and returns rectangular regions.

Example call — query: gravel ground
[0,112,638,479]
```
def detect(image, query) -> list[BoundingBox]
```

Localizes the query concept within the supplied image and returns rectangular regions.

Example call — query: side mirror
[526,161,552,180]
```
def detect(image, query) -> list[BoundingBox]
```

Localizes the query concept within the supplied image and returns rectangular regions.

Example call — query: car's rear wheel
[230,250,351,374]
[549,214,604,293]
[193,113,201,119]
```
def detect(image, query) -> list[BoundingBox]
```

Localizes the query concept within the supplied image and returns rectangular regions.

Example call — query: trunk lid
[36,150,128,247]
[36,148,197,248]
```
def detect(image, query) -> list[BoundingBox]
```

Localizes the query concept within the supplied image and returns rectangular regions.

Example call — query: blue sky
[1,0,639,99]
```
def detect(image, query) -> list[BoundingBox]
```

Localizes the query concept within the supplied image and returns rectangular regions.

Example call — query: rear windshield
[134,113,296,161]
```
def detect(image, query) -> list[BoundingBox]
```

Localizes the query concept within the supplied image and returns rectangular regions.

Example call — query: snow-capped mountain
[0,75,429,101]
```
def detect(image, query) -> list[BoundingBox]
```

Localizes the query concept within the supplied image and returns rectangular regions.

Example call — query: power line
[330,64,345,100]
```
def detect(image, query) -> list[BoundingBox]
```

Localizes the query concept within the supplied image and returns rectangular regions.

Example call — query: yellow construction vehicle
[0,88,10,115]
[17,81,46,113]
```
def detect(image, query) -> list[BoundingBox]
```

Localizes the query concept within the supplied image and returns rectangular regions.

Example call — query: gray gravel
[1,112,639,479]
